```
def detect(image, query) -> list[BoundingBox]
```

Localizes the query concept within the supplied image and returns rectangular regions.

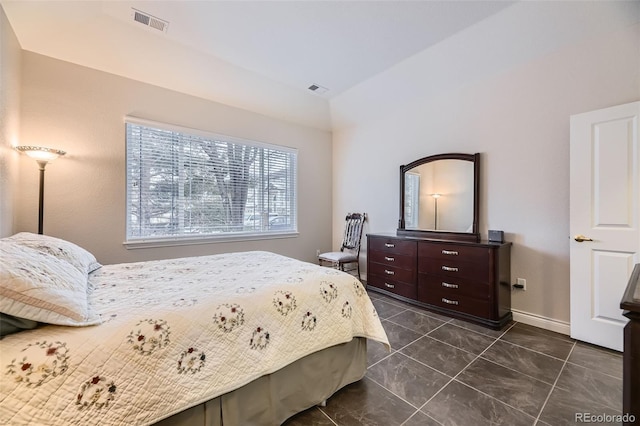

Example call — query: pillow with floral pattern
[6,232,101,274]
[0,240,101,327]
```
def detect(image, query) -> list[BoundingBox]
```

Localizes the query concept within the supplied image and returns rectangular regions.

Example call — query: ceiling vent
[131,8,169,33]
[308,84,329,94]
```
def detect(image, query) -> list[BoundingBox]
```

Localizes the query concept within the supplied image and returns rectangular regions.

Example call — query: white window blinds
[125,119,297,241]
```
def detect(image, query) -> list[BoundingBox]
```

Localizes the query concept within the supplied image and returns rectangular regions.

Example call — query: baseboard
[364,276,571,336]
[511,309,571,336]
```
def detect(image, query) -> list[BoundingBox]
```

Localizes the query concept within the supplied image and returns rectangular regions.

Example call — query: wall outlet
[516,277,527,291]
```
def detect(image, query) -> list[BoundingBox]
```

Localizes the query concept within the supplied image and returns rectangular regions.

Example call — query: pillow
[0,241,101,327]
[6,232,101,274]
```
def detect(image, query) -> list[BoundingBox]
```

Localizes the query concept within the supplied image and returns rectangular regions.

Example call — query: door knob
[574,234,593,242]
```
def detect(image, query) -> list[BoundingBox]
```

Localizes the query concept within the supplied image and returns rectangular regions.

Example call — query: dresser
[620,264,640,425]
[367,233,512,329]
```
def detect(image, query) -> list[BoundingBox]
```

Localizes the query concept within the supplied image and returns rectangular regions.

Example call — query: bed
[0,233,389,425]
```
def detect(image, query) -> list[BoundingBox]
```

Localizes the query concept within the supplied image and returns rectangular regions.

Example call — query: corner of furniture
[621,264,640,425]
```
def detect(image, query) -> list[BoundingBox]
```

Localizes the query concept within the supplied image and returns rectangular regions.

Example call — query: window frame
[123,116,299,249]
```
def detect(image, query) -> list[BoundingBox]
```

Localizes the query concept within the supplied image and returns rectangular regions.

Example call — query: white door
[570,101,640,351]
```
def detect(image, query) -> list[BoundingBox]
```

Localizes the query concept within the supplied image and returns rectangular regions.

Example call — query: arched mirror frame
[397,153,480,242]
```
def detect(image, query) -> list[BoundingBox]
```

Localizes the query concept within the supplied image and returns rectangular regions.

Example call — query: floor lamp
[15,146,66,235]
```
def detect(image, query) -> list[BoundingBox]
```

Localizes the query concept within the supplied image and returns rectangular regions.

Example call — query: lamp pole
[434,197,438,229]
[432,193,441,230]
[37,160,47,235]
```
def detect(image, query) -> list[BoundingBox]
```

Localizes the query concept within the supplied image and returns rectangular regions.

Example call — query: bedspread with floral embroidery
[0,251,389,425]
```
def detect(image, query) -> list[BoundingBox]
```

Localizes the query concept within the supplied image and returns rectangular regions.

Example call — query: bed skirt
[154,337,367,426]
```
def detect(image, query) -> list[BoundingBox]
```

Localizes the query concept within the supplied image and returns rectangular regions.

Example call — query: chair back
[341,213,366,252]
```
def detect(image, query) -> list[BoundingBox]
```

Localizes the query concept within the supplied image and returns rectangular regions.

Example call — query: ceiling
[4,1,637,131]
[1,1,513,99]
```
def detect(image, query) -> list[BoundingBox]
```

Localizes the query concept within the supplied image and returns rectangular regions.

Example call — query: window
[125,118,297,243]
[404,172,420,229]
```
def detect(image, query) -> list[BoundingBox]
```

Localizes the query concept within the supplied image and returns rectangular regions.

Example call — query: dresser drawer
[419,273,491,301]
[419,242,489,263]
[418,286,493,319]
[368,261,415,283]
[418,257,490,281]
[368,274,417,299]
[369,250,415,270]
[369,237,417,256]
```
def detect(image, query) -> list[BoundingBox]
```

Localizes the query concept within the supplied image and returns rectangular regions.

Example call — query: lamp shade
[15,146,66,162]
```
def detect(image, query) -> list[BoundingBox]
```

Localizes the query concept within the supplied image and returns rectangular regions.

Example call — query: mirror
[398,153,479,242]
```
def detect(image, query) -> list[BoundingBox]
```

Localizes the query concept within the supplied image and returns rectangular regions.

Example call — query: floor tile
[457,358,551,417]
[381,320,424,350]
[366,353,450,407]
[408,306,454,322]
[400,336,476,377]
[481,340,565,384]
[321,377,417,426]
[512,323,575,342]
[427,323,496,355]
[422,380,536,426]
[367,291,382,300]
[283,406,336,425]
[538,385,623,426]
[387,309,447,334]
[501,323,574,359]
[448,318,513,338]
[373,298,408,319]
[368,339,393,367]
[567,341,623,379]
[377,295,421,311]
[402,410,441,426]
[554,363,622,411]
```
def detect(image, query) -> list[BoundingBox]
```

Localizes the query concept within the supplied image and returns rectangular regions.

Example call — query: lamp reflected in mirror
[431,193,441,229]
[14,145,66,235]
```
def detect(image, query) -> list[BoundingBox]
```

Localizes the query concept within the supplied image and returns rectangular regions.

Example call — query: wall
[0,6,21,237]
[16,52,333,265]
[331,2,640,327]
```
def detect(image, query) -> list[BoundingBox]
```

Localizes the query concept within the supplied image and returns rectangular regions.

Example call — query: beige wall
[15,52,333,265]
[331,9,640,325]
[0,6,21,237]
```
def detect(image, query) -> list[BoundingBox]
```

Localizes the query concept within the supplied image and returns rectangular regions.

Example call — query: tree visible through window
[126,120,297,241]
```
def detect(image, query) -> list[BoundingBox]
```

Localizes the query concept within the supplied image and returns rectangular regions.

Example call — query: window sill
[123,231,299,250]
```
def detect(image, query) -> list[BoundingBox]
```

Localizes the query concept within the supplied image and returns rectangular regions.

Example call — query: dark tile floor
[285,291,623,426]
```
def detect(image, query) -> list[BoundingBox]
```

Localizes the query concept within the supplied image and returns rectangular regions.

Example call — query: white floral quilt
[0,251,389,425]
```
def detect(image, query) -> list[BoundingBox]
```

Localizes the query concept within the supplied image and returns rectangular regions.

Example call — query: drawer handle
[442,250,459,256]
[442,282,459,289]
[442,266,459,272]
[384,243,395,248]
[442,298,459,305]
[384,283,395,289]
[384,269,395,275]
[384,256,395,262]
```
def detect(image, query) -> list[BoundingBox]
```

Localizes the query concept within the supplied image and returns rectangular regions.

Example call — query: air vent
[308,84,329,94]
[132,8,169,33]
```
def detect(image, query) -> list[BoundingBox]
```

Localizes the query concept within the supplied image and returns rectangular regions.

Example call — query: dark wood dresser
[621,264,640,425]
[367,233,512,329]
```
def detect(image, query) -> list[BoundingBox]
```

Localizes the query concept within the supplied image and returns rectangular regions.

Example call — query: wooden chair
[318,213,366,280]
